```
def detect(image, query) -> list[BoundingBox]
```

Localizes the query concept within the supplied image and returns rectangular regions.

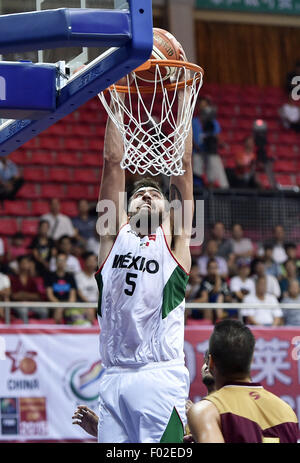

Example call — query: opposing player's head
[127,178,167,234]
[208,319,255,382]
[201,350,216,394]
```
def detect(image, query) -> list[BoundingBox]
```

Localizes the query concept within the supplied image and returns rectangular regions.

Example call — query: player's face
[128,187,166,217]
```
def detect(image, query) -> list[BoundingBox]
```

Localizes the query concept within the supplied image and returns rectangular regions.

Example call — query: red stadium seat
[23,138,38,150]
[31,201,50,216]
[87,139,104,152]
[73,168,99,184]
[48,167,73,183]
[278,132,299,145]
[46,123,69,136]
[21,219,39,236]
[235,119,253,131]
[30,151,56,166]
[66,184,91,200]
[83,153,103,167]
[273,160,295,173]
[70,125,94,137]
[40,184,65,199]
[60,201,78,217]
[257,173,271,189]
[55,152,81,166]
[38,136,61,150]
[0,218,18,235]
[63,138,87,151]
[276,174,294,186]
[274,145,296,159]
[3,200,31,216]
[16,183,40,199]
[9,150,32,165]
[239,107,260,119]
[22,167,48,182]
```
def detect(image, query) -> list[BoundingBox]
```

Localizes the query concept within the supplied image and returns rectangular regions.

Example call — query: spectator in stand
[49,235,81,274]
[282,279,300,326]
[261,225,288,265]
[6,233,30,274]
[0,155,24,200]
[230,224,254,259]
[41,198,76,242]
[193,258,231,323]
[6,232,28,263]
[45,252,78,324]
[284,242,300,273]
[279,259,300,300]
[262,243,281,279]
[210,222,233,260]
[186,261,202,302]
[228,136,259,189]
[192,96,229,189]
[230,258,255,302]
[242,276,283,326]
[87,228,100,257]
[29,220,55,277]
[10,255,46,320]
[0,270,10,320]
[279,95,300,133]
[72,199,97,246]
[286,60,300,95]
[251,258,281,300]
[197,239,228,279]
[75,252,98,324]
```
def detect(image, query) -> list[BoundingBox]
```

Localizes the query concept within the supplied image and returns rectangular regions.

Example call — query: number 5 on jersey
[125,272,138,296]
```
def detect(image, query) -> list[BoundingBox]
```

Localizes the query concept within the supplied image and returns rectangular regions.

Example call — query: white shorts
[97,359,190,443]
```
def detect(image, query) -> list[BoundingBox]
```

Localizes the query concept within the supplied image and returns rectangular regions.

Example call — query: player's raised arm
[97,93,128,267]
[168,83,194,274]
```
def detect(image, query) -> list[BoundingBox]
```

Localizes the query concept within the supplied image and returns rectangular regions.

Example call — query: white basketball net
[99,62,203,176]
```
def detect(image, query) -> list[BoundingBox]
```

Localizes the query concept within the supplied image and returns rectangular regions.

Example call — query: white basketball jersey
[95,223,189,367]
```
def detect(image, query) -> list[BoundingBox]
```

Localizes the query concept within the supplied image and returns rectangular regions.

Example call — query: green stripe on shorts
[160,407,184,443]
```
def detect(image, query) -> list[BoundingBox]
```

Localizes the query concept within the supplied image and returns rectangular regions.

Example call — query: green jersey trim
[162,265,189,319]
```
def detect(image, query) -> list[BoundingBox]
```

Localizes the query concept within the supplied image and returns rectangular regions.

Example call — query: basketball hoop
[98,59,204,176]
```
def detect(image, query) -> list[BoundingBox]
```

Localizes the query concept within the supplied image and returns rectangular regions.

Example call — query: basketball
[135,28,184,83]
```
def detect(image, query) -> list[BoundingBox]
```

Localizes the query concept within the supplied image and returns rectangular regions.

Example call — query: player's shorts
[97,358,190,443]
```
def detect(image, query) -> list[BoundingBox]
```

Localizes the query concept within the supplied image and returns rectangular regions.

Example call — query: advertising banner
[196,0,300,15]
[0,325,299,441]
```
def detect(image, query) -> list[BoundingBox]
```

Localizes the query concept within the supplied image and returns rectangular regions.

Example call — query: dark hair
[38,219,50,228]
[284,242,296,252]
[17,254,31,263]
[12,232,24,240]
[82,251,96,261]
[127,178,164,203]
[263,243,274,251]
[207,257,217,269]
[209,319,255,378]
[58,235,71,245]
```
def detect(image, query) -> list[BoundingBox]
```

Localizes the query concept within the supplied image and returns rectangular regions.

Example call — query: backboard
[0,0,153,156]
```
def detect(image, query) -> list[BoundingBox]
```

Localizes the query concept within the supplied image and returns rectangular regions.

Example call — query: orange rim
[109,59,204,94]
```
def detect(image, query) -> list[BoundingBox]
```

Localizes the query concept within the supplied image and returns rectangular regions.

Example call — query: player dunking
[94,61,193,442]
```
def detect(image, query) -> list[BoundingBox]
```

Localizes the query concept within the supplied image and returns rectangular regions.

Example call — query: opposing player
[187,320,299,443]
[94,50,194,442]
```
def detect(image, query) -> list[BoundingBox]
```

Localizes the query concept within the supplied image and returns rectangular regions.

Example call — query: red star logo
[6,341,37,373]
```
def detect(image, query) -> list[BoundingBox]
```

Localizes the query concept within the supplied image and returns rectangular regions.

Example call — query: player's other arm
[187,400,225,443]
[97,96,128,267]
[169,87,194,274]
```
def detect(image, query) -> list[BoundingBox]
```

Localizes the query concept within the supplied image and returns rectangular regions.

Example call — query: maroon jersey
[205,382,298,443]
